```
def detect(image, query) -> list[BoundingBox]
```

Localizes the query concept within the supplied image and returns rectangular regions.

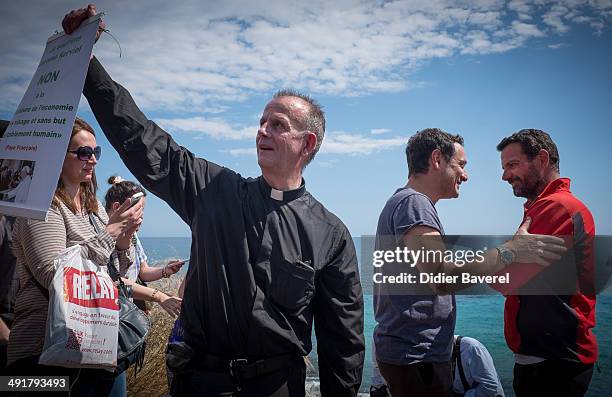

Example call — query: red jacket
[504,178,597,364]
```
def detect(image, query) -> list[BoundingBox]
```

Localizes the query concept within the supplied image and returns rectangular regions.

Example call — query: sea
[140,237,612,396]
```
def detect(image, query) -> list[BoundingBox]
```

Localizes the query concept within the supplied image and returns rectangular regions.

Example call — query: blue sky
[1,0,611,237]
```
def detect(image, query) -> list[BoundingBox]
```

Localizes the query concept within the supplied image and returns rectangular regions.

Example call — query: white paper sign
[0,16,101,220]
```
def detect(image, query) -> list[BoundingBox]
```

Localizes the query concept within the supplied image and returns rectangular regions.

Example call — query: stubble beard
[512,164,546,200]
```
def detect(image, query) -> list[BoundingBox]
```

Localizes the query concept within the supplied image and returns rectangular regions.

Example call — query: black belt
[194,352,301,381]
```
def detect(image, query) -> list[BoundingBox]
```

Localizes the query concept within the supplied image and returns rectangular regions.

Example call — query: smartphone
[168,259,188,270]
[130,192,144,207]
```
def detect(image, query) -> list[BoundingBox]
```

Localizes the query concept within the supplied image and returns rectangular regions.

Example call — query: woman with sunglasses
[5,118,178,396]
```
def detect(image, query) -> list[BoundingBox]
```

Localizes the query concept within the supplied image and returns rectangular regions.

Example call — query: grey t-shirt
[373,187,456,365]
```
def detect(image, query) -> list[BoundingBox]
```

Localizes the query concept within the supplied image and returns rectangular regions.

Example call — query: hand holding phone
[169,259,188,269]
[130,192,144,208]
[163,259,188,278]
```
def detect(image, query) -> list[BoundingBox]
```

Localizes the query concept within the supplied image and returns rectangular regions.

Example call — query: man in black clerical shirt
[63,5,365,397]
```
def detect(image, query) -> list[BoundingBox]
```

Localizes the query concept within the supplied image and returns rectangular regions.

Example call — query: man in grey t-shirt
[374,128,467,396]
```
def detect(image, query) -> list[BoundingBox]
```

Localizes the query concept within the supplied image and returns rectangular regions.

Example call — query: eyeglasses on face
[67,146,101,161]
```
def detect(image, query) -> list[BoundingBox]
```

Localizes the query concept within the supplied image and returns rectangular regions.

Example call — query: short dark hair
[406,128,464,176]
[273,89,325,165]
[496,129,560,172]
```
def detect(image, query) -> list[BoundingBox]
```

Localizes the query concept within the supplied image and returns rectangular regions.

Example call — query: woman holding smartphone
[104,176,185,294]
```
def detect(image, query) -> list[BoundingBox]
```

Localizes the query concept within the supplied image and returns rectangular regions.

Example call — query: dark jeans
[377,359,453,397]
[171,358,306,397]
[6,355,116,397]
[513,360,594,397]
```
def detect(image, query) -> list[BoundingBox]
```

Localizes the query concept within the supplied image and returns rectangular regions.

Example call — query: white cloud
[155,117,254,140]
[371,128,392,135]
[320,132,406,155]
[468,11,504,27]
[543,4,570,33]
[548,42,569,49]
[508,0,533,20]
[461,30,521,55]
[1,0,611,112]
[512,21,545,37]
[316,159,339,168]
[590,20,606,34]
[226,148,256,156]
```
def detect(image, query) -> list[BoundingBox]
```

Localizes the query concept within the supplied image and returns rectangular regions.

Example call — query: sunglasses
[67,146,101,161]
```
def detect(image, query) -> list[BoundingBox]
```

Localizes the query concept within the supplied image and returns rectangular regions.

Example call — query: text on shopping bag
[64,267,119,310]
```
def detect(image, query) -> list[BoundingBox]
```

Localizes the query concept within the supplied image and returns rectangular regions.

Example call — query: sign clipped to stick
[0,15,101,220]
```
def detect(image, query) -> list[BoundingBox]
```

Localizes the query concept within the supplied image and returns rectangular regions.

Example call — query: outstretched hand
[164,260,186,277]
[62,4,105,41]
[159,295,182,318]
[506,217,567,266]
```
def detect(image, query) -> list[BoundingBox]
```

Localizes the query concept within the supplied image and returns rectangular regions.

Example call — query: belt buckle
[228,358,249,384]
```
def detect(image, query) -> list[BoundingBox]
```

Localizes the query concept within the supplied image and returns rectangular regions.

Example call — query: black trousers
[513,360,594,397]
[0,344,7,374]
[171,358,306,397]
[377,359,453,397]
[6,355,116,397]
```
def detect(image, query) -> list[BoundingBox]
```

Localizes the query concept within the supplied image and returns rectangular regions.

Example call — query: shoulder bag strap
[454,336,470,392]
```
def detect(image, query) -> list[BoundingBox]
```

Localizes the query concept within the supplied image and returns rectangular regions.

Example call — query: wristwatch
[496,246,516,266]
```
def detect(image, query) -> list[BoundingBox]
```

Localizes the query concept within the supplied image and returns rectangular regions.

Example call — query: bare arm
[121,277,182,317]
[139,259,185,282]
[138,260,163,282]
[403,218,566,293]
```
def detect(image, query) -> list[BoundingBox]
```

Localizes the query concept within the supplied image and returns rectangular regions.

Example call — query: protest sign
[0,15,101,220]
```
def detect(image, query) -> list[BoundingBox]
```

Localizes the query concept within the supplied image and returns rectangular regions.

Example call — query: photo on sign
[0,158,36,203]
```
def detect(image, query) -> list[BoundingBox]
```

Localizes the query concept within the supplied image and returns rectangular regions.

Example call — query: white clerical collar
[270,188,284,201]
[259,176,307,202]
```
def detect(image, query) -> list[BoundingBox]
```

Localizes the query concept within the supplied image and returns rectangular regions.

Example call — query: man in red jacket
[497,129,596,397]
